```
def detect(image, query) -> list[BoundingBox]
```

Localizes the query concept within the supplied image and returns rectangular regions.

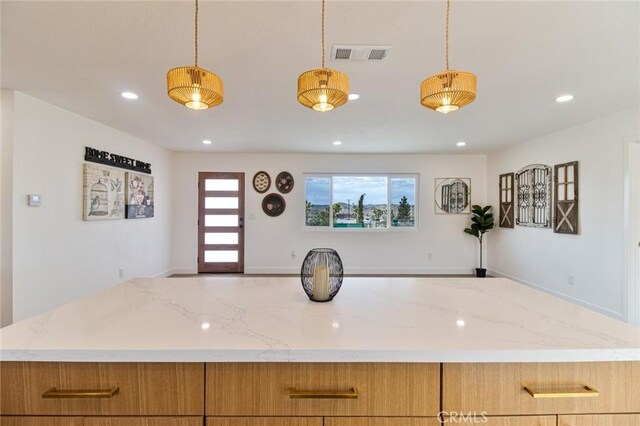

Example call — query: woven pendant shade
[297,68,349,112]
[420,70,476,113]
[420,0,477,114]
[167,66,223,110]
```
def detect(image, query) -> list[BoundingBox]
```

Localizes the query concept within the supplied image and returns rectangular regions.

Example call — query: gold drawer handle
[289,387,359,399]
[523,385,599,399]
[42,386,120,399]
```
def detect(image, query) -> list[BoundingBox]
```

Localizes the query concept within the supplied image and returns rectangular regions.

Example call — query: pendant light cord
[445,0,450,70]
[195,0,199,67]
[321,0,326,68]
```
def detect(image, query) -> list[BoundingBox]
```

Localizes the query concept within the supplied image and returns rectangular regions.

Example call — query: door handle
[239,217,244,229]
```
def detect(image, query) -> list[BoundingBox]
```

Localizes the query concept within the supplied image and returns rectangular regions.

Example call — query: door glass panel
[205,215,238,227]
[205,179,238,191]
[205,232,239,245]
[205,197,239,209]
[204,250,238,263]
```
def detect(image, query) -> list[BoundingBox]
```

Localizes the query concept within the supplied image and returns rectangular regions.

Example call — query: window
[304,174,418,230]
[516,164,551,228]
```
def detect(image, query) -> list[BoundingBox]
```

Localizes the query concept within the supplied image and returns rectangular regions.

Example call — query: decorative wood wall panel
[499,173,514,228]
[516,165,551,228]
[554,161,579,235]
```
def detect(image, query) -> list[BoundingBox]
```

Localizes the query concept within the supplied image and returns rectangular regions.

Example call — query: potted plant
[464,205,494,278]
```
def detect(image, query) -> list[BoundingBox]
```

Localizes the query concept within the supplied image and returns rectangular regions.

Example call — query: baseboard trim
[151,269,177,278]
[245,266,475,275]
[165,267,198,276]
[488,269,625,321]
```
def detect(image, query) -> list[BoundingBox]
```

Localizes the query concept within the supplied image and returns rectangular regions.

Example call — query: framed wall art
[499,172,515,228]
[125,172,154,219]
[434,178,471,214]
[83,163,125,221]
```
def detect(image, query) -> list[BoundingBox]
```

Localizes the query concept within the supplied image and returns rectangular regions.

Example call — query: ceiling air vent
[331,45,391,62]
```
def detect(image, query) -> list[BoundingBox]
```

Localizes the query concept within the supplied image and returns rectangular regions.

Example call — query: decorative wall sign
[252,171,271,193]
[85,146,152,174]
[262,193,286,217]
[516,164,551,228]
[554,161,579,234]
[83,163,125,221]
[499,172,515,228]
[434,178,471,214]
[275,171,294,194]
[125,172,154,219]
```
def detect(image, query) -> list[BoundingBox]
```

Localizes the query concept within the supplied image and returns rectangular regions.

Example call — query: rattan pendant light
[167,0,223,110]
[297,0,349,112]
[420,0,476,113]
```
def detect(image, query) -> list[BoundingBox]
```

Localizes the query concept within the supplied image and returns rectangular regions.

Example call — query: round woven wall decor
[275,171,294,194]
[252,171,271,193]
[262,193,286,217]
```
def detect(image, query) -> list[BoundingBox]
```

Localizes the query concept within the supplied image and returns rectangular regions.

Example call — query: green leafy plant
[464,205,494,270]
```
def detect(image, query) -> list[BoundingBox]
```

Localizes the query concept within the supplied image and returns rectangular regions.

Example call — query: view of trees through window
[305,175,417,229]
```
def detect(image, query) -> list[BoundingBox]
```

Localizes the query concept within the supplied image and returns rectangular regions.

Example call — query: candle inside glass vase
[312,264,330,301]
[300,248,344,302]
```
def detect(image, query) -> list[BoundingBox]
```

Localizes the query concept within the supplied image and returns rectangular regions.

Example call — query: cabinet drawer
[206,363,440,416]
[207,418,323,426]
[475,417,555,426]
[443,362,640,415]
[559,414,640,425]
[326,417,439,426]
[0,418,83,426]
[85,418,203,426]
[0,362,204,416]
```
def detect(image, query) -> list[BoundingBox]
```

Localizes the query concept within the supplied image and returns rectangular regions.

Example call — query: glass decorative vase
[300,248,344,302]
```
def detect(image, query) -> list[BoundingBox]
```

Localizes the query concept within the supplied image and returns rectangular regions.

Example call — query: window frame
[303,173,420,232]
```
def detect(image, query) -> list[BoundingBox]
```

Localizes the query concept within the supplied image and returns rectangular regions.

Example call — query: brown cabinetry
[559,414,640,425]
[0,362,204,416]
[0,418,83,426]
[443,362,640,415]
[476,417,556,426]
[207,418,323,426]
[206,363,440,416]
[2,361,639,424]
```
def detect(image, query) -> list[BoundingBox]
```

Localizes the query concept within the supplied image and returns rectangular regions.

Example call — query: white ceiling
[2,1,638,154]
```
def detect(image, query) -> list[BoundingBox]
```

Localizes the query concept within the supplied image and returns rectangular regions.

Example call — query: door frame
[198,172,245,273]
[623,136,640,325]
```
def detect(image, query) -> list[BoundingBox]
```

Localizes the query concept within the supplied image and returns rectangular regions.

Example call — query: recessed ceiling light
[120,91,138,100]
[348,94,360,101]
[555,94,574,103]
[456,319,466,327]
[202,139,212,145]
[201,322,210,330]
[456,141,467,147]
[333,141,342,146]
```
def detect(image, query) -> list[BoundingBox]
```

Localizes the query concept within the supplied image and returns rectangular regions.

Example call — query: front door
[198,172,245,273]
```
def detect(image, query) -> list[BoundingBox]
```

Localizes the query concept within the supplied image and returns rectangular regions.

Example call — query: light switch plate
[27,194,41,206]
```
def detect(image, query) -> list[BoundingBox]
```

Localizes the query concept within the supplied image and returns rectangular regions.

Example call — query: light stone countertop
[1,276,639,363]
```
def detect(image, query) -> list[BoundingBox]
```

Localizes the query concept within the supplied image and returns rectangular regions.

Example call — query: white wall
[9,92,173,322]
[487,107,640,320]
[0,90,15,326]
[172,153,487,275]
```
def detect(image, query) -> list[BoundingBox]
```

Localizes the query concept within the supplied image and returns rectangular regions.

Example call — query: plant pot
[475,268,487,278]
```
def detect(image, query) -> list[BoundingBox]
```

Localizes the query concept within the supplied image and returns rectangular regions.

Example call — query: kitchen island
[1,276,639,425]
